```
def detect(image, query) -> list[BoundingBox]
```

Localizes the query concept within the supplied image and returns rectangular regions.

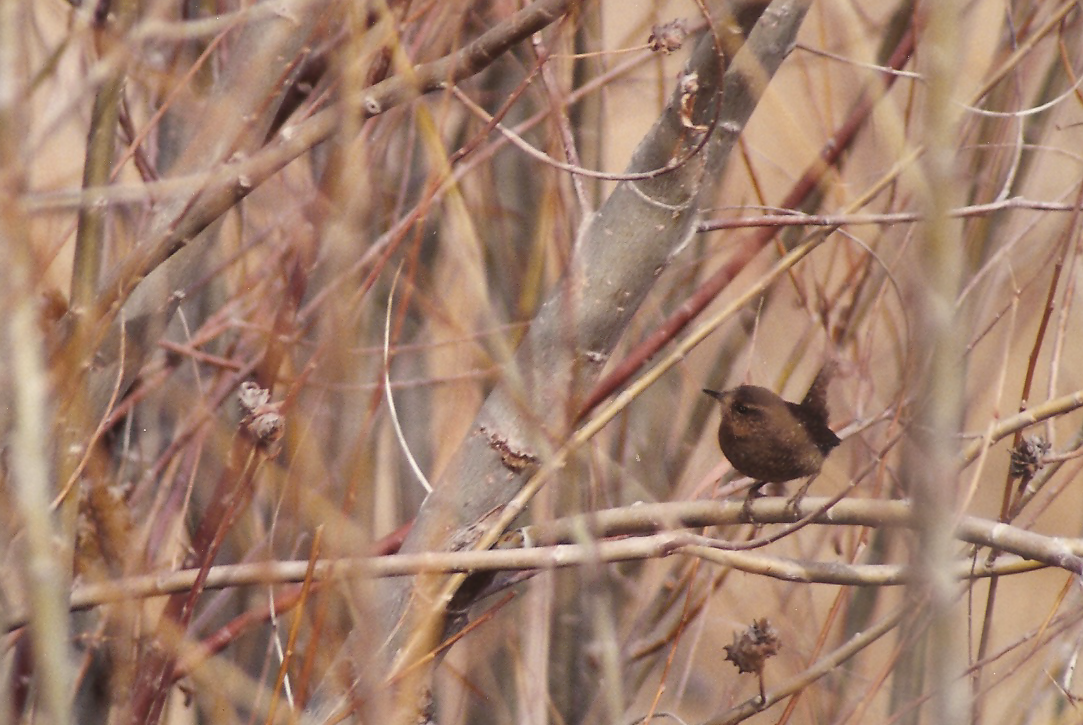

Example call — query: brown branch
[90,0,575,327]
[74,0,577,426]
[577,22,916,418]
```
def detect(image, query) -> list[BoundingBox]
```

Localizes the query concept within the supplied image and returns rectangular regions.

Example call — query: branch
[12,497,1081,635]
[68,0,577,424]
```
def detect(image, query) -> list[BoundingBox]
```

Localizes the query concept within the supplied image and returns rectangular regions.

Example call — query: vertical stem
[70,61,124,313]
[0,1,74,723]
[905,2,968,725]
[59,0,140,628]
[6,296,74,725]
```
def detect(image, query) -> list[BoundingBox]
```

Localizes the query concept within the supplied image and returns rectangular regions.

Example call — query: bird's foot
[784,477,816,518]
[742,482,767,521]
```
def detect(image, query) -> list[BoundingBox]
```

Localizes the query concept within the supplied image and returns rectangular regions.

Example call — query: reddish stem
[577,26,916,420]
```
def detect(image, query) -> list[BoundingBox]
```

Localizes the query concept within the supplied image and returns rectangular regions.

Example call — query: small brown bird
[704,365,840,509]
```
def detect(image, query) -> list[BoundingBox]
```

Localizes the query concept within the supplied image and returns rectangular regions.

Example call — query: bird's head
[703,385,789,440]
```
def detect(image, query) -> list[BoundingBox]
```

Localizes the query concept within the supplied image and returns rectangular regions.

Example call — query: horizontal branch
[10,497,1077,633]
[697,195,1083,231]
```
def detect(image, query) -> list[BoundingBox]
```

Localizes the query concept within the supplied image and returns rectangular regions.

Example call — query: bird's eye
[733,401,754,416]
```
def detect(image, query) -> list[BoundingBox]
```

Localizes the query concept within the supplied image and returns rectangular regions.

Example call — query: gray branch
[366,0,812,716]
[391,0,810,603]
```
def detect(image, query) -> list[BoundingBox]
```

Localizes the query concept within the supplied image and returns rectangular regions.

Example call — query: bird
[703,364,840,515]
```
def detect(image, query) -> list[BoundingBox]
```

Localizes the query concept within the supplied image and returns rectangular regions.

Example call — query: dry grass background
[3,1,1083,724]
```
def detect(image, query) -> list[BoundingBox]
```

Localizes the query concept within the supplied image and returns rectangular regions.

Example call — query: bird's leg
[742,481,767,521]
[785,475,818,517]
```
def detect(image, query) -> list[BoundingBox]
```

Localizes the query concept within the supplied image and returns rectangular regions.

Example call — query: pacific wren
[703,365,840,503]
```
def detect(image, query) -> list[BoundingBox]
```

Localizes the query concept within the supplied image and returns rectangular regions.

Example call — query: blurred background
[3,1,1083,724]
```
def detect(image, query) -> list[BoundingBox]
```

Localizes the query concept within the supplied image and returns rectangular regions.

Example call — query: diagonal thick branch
[364,0,813,721]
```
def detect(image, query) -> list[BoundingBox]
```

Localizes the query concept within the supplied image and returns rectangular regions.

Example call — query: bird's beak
[702,388,725,401]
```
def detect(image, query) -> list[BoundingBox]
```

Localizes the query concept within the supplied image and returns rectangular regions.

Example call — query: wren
[703,365,840,510]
